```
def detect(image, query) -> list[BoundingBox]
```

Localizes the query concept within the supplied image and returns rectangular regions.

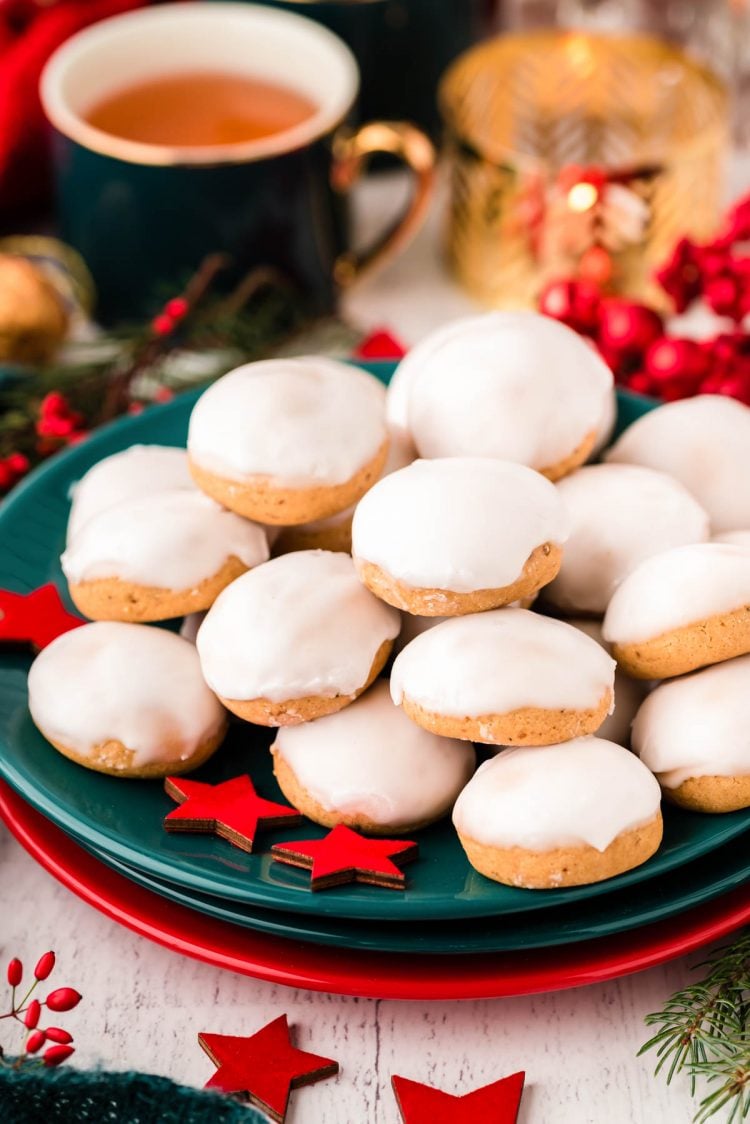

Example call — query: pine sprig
[640,929,750,1121]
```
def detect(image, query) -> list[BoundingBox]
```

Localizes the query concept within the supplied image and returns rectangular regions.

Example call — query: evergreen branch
[640,929,750,1121]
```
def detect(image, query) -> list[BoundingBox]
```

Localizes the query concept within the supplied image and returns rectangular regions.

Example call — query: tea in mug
[84,72,317,147]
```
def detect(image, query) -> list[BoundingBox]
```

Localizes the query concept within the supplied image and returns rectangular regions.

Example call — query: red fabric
[0,0,145,212]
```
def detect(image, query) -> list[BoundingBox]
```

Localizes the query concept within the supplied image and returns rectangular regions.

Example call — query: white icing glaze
[61,490,269,588]
[187,356,387,486]
[390,608,615,718]
[452,737,661,852]
[632,654,750,787]
[272,680,476,828]
[401,312,613,469]
[352,458,569,593]
[197,550,400,702]
[569,619,648,746]
[293,428,416,535]
[606,395,750,533]
[589,387,617,458]
[27,622,226,767]
[545,464,710,614]
[602,542,750,646]
[714,530,750,548]
[67,445,193,542]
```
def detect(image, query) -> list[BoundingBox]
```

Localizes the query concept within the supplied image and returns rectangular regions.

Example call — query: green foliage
[640,930,750,1122]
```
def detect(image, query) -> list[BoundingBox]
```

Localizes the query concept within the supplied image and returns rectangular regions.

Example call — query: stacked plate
[1,362,748,1000]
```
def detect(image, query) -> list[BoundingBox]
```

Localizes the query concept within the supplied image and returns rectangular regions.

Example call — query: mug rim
[40,1,361,167]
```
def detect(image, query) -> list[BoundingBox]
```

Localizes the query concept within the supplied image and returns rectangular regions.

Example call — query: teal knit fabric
[0,1065,266,1122]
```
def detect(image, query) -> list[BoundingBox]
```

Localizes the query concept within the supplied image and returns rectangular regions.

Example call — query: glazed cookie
[602,542,750,679]
[390,608,615,745]
[452,738,663,889]
[273,430,415,557]
[352,458,569,615]
[395,311,612,480]
[632,654,750,813]
[187,357,389,524]
[569,620,648,747]
[67,444,193,542]
[272,681,476,833]
[62,490,269,622]
[714,530,750,548]
[27,622,227,778]
[544,464,709,615]
[606,395,750,532]
[589,387,617,459]
[197,550,400,726]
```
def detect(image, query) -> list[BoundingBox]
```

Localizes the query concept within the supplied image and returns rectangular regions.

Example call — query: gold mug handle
[331,121,436,287]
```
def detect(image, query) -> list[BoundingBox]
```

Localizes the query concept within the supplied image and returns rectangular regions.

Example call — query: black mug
[40,2,436,323]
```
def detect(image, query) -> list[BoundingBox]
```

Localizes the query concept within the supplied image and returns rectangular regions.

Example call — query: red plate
[2,780,748,1001]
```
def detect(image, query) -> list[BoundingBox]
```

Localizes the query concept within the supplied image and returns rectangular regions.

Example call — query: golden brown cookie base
[663,774,750,813]
[538,428,597,483]
[399,688,613,746]
[272,751,448,835]
[458,812,663,888]
[611,603,750,679]
[189,440,389,526]
[221,639,392,727]
[354,542,562,617]
[68,556,250,623]
[273,515,353,557]
[41,724,226,779]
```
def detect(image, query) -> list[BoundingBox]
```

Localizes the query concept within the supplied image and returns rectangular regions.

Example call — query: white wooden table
[2,171,744,1124]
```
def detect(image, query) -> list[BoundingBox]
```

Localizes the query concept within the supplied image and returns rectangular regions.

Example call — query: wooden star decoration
[163,775,301,853]
[0,584,84,650]
[199,1014,339,1123]
[392,1072,526,1124]
[271,823,418,890]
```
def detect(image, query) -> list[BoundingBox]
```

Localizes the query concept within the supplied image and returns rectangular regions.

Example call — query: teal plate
[83,829,750,954]
[1,362,749,923]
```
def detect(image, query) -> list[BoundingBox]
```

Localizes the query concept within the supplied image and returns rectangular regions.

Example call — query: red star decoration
[392,1072,526,1124]
[271,823,418,890]
[199,1014,339,1123]
[164,775,301,853]
[0,584,84,650]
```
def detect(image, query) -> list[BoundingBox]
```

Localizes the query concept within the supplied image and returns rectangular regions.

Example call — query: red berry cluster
[539,190,750,405]
[151,296,190,338]
[35,392,88,448]
[1,952,81,1070]
[0,451,30,493]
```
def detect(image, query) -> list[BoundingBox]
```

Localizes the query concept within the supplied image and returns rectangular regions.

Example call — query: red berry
[165,297,189,320]
[7,958,22,987]
[43,1044,75,1067]
[45,987,81,1012]
[153,387,174,404]
[598,299,664,357]
[39,392,69,419]
[539,278,601,334]
[6,452,30,477]
[45,1027,73,1045]
[625,371,654,396]
[0,463,13,491]
[34,951,55,981]
[25,999,41,1028]
[25,1030,46,1054]
[645,339,708,396]
[151,313,174,336]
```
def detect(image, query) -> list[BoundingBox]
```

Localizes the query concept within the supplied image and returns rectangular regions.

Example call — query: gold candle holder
[439,31,728,309]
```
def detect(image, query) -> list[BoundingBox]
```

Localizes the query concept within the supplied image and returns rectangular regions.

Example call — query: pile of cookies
[27,312,750,890]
